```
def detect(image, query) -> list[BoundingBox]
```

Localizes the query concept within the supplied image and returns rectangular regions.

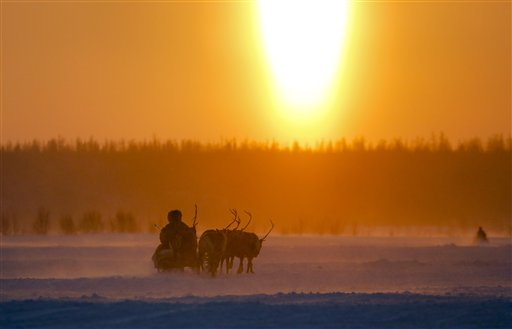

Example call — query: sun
[258,0,350,122]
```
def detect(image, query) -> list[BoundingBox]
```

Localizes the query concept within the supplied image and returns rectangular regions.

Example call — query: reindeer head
[253,238,263,257]
[257,219,274,254]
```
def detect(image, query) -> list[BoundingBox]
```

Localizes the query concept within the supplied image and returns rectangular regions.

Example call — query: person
[159,209,191,254]
[475,226,489,244]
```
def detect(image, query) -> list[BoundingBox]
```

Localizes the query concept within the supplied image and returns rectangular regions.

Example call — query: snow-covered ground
[1,234,511,328]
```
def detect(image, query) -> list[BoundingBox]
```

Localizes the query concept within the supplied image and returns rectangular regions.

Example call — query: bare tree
[33,207,50,235]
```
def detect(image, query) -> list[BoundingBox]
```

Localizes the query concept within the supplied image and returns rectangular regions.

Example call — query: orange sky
[2,0,510,144]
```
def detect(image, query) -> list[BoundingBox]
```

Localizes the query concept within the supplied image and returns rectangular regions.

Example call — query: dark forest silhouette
[1,135,510,235]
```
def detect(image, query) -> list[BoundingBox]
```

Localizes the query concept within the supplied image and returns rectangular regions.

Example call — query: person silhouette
[159,210,190,254]
[475,226,489,244]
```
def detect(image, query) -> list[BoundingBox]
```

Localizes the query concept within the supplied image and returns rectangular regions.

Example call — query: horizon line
[2,134,511,151]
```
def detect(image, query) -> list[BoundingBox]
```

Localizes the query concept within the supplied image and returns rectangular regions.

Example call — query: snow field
[1,234,511,328]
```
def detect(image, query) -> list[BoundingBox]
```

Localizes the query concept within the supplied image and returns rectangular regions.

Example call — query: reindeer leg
[247,257,254,273]
[237,256,244,274]
[228,257,234,271]
[226,257,231,274]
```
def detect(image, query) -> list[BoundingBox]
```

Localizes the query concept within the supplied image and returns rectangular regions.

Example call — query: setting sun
[258,0,350,121]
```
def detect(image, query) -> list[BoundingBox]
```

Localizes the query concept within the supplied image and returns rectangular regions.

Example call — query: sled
[152,243,200,272]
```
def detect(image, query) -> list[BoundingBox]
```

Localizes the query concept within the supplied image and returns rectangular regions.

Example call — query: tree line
[1,135,510,235]
[1,207,140,235]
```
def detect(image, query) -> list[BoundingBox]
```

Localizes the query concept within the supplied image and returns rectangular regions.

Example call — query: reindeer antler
[234,214,241,230]
[225,209,239,230]
[260,219,274,241]
[240,210,252,231]
[192,204,198,227]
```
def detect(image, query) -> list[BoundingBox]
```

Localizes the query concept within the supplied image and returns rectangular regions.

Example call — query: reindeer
[198,209,240,276]
[229,218,274,274]
[222,210,252,274]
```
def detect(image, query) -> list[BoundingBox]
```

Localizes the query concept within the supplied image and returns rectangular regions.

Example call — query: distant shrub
[33,207,50,235]
[1,212,16,235]
[110,210,139,233]
[79,211,104,233]
[59,214,76,235]
[351,222,359,236]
